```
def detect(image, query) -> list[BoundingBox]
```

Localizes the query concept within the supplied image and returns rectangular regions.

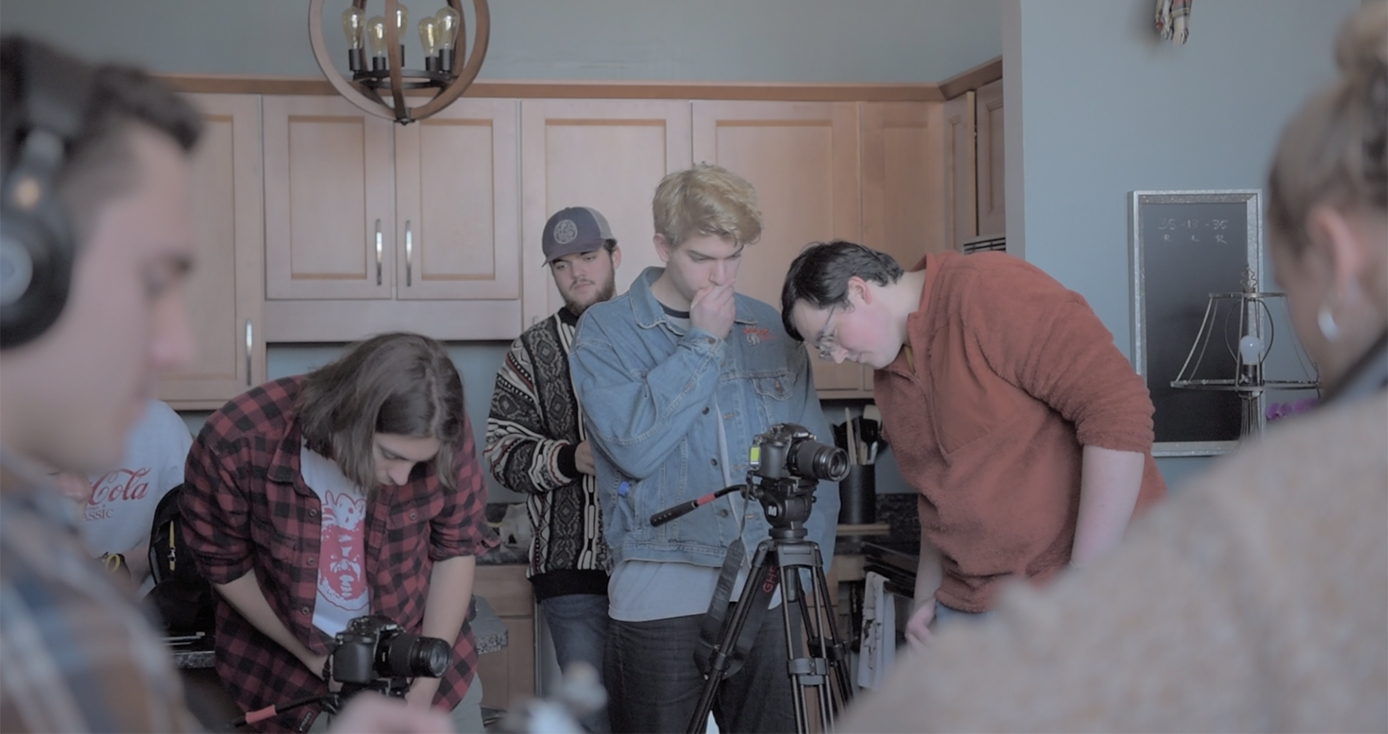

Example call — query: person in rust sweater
[781,242,1166,647]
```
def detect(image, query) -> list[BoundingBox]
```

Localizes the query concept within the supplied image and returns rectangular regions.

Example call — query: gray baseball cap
[542,206,616,263]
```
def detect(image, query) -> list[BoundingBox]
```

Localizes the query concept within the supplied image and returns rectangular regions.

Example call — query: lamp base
[1239,392,1265,439]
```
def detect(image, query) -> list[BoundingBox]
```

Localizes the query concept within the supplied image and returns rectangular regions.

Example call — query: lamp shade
[1170,270,1319,437]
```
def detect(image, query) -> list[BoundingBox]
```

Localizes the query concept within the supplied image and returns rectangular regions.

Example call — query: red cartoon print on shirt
[319,489,368,612]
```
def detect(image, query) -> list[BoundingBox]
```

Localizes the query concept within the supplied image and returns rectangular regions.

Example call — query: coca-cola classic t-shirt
[79,399,192,594]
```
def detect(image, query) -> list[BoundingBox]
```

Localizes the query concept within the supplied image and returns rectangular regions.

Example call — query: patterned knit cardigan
[484,311,611,597]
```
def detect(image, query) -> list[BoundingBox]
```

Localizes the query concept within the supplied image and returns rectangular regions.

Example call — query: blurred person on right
[837,2,1387,731]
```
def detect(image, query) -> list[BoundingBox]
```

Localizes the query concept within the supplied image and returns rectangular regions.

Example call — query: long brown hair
[297,332,465,493]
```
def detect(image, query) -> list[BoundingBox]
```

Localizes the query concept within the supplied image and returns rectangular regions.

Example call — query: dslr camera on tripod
[749,423,849,482]
[647,423,856,734]
[649,423,848,529]
[331,614,452,699]
[747,423,849,529]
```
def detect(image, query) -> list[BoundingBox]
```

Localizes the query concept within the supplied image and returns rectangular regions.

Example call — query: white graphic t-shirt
[300,442,370,635]
[78,399,191,595]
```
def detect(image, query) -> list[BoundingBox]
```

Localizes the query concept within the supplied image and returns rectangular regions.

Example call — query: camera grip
[649,485,743,527]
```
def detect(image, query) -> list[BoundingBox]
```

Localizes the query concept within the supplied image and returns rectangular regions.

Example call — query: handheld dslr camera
[331,615,452,699]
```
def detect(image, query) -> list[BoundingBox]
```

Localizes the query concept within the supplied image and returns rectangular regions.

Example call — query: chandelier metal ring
[308,0,490,124]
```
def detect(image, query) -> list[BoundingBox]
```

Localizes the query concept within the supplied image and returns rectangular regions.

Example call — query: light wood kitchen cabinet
[473,565,536,713]
[260,95,522,342]
[520,99,692,325]
[691,100,864,394]
[156,93,265,410]
[939,91,977,251]
[861,102,949,267]
[974,79,1005,238]
[156,74,994,401]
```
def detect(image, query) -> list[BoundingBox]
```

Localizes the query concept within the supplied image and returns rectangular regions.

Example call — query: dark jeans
[605,612,795,734]
[540,594,611,733]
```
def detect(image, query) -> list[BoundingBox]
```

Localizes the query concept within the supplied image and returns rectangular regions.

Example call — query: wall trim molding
[939,56,1003,100]
[159,74,956,102]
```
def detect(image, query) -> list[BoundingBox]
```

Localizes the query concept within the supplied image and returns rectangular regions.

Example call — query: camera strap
[696,537,771,679]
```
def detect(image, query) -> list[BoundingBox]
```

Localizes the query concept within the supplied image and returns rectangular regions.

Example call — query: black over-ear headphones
[0,39,95,350]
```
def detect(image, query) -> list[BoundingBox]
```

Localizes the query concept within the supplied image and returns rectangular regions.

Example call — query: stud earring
[1317,303,1340,341]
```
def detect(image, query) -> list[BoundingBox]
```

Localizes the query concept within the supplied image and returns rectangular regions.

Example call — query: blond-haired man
[569,164,838,733]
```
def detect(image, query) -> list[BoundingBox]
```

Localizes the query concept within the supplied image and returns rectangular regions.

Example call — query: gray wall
[0,0,1002,82]
[1002,0,1358,485]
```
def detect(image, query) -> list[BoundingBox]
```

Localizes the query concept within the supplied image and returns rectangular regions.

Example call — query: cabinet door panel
[863,102,946,268]
[692,101,862,392]
[940,92,977,250]
[157,93,264,408]
[474,565,536,712]
[975,80,1005,238]
[396,99,520,300]
[264,95,394,300]
[520,100,692,326]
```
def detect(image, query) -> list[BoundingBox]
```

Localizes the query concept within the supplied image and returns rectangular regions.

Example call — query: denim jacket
[569,267,839,571]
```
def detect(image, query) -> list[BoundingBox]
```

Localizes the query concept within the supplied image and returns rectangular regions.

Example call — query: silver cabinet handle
[244,319,253,387]
[405,220,413,287]
[374,218,383,286]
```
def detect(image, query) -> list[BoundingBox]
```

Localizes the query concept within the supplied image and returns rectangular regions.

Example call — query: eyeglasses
[812,303,843,361]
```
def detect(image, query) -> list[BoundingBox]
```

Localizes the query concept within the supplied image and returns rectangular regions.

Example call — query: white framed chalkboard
[1128,190,1262,457]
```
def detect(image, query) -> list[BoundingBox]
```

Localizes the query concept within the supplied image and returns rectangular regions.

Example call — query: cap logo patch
[553,219,579,245]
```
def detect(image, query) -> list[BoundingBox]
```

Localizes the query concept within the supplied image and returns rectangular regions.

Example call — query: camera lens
[790,439,850,481]
[383,632,452,678]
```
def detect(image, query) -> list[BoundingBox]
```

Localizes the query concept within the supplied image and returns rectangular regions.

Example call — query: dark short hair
[297,332,466,493]
[0,36,203,248]
[780,240,904,341]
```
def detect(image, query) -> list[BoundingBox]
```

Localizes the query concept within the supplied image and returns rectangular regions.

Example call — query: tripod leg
[777,566,813,734]
[806,545,855,720]
[775,540,856,733]
[686,542,778,734]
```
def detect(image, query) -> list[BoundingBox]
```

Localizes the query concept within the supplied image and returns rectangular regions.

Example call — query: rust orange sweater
[875,252,1166,612]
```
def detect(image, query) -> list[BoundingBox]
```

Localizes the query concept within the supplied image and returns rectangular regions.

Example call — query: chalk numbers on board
[1156,216,1232,244]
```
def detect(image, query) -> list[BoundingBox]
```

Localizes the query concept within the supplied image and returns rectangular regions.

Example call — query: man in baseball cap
[484,206,621,732]
[541,206,621,315]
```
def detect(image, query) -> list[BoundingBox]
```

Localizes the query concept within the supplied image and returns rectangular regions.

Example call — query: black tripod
[652,468,854,734]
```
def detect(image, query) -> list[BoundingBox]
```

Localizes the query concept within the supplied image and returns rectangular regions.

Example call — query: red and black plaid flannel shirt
[181,376,498,733]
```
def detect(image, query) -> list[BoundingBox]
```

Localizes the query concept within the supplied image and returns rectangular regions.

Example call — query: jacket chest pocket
[750,372,795,422]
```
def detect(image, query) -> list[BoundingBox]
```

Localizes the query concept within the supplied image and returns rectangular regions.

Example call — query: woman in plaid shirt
[181,332,498,733]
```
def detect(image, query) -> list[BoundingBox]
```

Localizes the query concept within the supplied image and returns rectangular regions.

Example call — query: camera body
[749,423,849,483]
[331,615,452,699]
[746,423,848,533]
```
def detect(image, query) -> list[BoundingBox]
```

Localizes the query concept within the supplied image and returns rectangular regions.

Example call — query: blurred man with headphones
[0,37,450,733]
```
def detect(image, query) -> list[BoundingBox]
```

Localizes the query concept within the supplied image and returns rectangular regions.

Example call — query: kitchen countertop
[477,542,528,565]
[172,595,509,669]
[478,494,921,562]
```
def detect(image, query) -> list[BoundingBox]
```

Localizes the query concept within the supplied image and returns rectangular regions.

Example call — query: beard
[562,276,617,316]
